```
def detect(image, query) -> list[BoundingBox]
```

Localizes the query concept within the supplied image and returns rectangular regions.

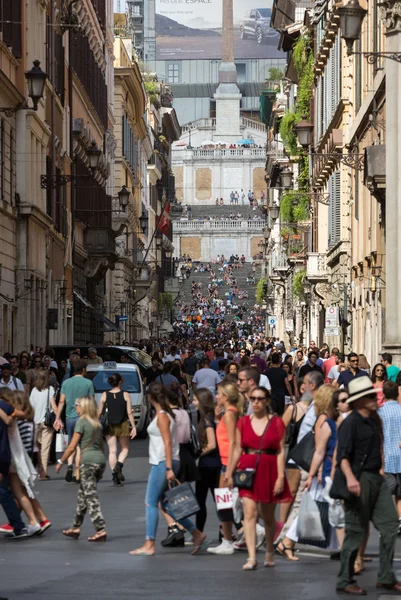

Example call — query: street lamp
[294,116,314,149]
[117,185,130,211]
[87,141,102,171]
[269,201,280,221]
[25,60,47,110]
[165,247,173,258]
[280,167,294,190]
[139,210,149,233]
[258,239,265,253]
[0,60,47,116]
[338,0,367,55]
[264,226,272,240]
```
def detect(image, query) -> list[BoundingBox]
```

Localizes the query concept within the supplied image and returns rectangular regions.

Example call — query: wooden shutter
[0,0,21,58]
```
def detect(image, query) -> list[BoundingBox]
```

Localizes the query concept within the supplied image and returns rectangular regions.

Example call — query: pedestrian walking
[332,376,401,595]
[30,369,57,480]
[56,396,107,542]
[98,373,137,486]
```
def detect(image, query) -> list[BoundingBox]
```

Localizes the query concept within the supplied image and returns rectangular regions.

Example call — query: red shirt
[322,356,336,381]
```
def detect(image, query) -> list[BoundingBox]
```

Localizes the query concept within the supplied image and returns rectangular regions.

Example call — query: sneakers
[161,524,185,547]
[27,523,41,537]
[38,519,51,535]
[65,466,73,483]
[4,527,29,539]
[207,540,235,555]
[256,523,266,549]
[233,533,247,551]
[0,523,14,533]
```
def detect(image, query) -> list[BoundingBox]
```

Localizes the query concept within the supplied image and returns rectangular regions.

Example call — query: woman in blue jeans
[129,383,207,556]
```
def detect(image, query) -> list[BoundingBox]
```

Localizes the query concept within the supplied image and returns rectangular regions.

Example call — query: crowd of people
[3,312,401,593]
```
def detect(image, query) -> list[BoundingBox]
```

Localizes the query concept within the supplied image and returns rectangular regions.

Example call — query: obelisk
[214,0,242,141]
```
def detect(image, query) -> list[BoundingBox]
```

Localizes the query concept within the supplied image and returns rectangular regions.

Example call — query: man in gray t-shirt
[192,358,221,396]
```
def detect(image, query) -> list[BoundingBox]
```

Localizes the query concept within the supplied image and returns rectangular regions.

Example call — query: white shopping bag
[56,430,69,453]
[214,487,233,511]
[296,491,325,541]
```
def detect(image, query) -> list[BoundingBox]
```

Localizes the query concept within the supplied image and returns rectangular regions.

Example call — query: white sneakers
[207,540,235,555]
[27,523,41,537]
[233,524,266,551]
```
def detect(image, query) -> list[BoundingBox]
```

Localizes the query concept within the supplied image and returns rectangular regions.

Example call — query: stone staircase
[176,261,262,323]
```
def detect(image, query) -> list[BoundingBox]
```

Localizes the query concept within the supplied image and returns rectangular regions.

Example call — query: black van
[52,345,152,376]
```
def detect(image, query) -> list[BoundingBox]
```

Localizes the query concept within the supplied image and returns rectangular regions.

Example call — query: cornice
[73,0,106,76]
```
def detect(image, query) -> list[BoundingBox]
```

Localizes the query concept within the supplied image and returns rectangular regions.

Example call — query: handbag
[286,403,298,446]
[56,430,69,453]
[233,416,274,490]
[44,388,56,428]
[186,407,201,459]
[164,479,200,520]
[99,398,109,434]
[287,429,315,472]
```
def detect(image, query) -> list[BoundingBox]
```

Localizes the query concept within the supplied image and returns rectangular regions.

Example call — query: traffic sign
[119,316,128,322]
[268,316,277,327]
[325,327,339,336]
[285,319,294,332]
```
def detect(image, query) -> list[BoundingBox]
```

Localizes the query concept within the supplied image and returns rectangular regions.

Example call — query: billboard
[155,0,282,61]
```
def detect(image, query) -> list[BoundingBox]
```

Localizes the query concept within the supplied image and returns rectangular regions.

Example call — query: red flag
[158,201,171,236]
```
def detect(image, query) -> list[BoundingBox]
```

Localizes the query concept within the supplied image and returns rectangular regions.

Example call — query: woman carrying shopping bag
[30,370,57,480]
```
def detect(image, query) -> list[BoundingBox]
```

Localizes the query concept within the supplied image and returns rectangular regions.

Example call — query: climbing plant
[279,111,299,156]
[293,269,306,299]
[158,292,174,312]
[256,278,267,304]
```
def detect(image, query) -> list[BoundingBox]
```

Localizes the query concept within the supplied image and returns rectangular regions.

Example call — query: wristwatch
[166,467,173,472]
[57,459,64,465]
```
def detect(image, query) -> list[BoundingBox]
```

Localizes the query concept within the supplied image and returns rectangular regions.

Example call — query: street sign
[325,327,340,336]
[268,316,277,327]
[285,319,294,332]
[325,306,339,327]
[119,316,128,322]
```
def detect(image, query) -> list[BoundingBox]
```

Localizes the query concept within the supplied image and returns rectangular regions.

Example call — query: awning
[73,291,94,309]
[96,314,123,333]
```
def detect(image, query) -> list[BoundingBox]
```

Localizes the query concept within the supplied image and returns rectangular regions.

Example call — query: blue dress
[322,417,337,484]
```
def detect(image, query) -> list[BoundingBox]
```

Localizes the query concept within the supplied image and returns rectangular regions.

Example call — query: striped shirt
[378,401,401,474]
[17,420,35,455]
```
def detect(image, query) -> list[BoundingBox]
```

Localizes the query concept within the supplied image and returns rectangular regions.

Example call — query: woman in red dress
[227,387,292,571]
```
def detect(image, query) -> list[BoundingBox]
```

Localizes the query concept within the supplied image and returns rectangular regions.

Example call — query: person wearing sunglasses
[371,363,388,407]
[337,352,366,387]
[226,387,291,571]
[26,354,43,392]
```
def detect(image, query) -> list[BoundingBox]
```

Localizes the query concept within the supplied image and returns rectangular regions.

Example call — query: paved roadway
[1,440,400,600]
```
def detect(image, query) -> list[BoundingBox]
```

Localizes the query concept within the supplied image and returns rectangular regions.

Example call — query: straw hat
[346,376,380,404]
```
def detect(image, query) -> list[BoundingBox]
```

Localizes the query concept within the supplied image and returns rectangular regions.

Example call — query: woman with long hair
[56,397,107,542]
[193,388,221,532]
[358,354,371,375]
[171,363,190,406]
[371,363,388,407]
[227,386,291,570]
[29,369,57,480]
[277,384,338,560]
[129,383,206,556]
[26,354,43,392]
[98,373,137,486]
[208,382,243,555]
[225,361,239,377]
[282,362,298,401]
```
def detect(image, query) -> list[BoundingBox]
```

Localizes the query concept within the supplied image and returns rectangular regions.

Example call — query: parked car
[86,362,150,437]
[240,8,276,44]
[52,345,152,377]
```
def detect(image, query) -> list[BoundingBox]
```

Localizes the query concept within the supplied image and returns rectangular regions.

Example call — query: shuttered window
[328,170,341,247]
[122,115,137,176]
[355,39,362,113]
[0,0,22,58]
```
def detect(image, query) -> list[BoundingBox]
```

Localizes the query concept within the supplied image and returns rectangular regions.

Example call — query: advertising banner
[155,0,282,60]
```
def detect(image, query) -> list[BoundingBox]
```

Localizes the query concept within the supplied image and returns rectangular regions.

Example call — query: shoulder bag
[44,388,56,428]
[233,416,274,490]
[287,426,315,472]
[99,395,109,434]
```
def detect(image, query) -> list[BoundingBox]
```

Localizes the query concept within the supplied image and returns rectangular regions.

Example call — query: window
[167,63,179,84]
[0,0,22,58]
[328,171,341,247]
[0,120,4,201]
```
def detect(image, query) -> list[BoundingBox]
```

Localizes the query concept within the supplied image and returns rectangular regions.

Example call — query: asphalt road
[1,440,400,600]
[156,35,283,60]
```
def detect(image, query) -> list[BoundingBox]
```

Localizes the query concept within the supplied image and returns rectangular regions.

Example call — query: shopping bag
[231,487,243,522]
[296,492,325,541]
[56,430,69,453]
[165,480,200,520]
[329,500,345,529]
[214,487,233,511]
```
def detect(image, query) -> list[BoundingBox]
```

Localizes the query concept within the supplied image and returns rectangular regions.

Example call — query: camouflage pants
[72,464,106,531]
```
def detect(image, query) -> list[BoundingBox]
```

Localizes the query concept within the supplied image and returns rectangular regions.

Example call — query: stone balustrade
[189,148,266,159]
[306,252,329,281]
[173,219,265,232]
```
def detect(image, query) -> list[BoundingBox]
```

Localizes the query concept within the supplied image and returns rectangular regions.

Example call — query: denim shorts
[66,417,79,443]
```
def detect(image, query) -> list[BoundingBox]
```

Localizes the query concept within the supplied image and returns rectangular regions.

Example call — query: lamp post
[280,167,294,190]
[0,60,47,116]
[40,141,103,189]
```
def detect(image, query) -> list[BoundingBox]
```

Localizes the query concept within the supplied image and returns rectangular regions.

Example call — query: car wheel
[256,26,264,44]
[240,26,247,39]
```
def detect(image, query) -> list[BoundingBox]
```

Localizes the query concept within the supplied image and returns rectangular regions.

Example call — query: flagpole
[139,194,171,268]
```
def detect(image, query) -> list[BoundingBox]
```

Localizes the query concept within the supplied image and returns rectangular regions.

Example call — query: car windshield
[90,371,141,393]
[257,9,270,17]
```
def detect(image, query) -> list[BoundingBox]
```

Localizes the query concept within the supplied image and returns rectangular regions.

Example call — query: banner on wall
[155,0,282,61]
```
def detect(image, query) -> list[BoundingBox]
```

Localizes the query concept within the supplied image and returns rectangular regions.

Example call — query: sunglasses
[249,396,266,402]
[237,377,248,382]
[349,359,359,363]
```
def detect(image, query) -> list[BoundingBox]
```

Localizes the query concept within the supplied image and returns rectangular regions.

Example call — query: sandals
[191,535,210,556]
[276,542,299,561]
[264,551,275,567]
[62,528,80,539]
[88,530,107,542]
[243,558,258,571]
[129,549,155,556]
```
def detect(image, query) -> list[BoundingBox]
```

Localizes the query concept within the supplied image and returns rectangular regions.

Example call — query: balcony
[285,231,310,264]
[188,148,266,160]
[148,152,163,183]
[269,250,289,278]
[306,253,329,283]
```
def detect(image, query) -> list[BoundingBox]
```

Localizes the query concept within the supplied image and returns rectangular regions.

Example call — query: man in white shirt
[163,345,181,363]
[0,364,24,391]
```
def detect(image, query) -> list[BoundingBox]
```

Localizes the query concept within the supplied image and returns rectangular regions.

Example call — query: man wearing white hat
[334,376,401,596]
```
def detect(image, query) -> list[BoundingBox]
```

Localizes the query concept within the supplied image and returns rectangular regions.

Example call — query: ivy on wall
[293,269,306,299]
